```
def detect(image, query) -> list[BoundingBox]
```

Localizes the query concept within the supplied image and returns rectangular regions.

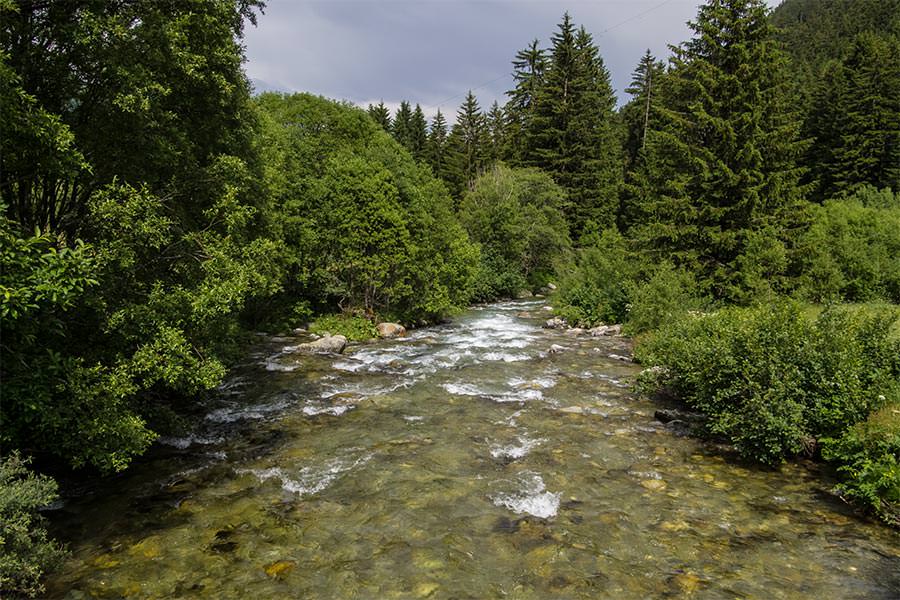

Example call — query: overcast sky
[244,0,783,120]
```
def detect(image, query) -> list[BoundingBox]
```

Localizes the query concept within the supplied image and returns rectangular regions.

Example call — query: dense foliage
[255,92,479,323]
[636,302,900,466]
[0,454,66,598]
[458,165,571,300]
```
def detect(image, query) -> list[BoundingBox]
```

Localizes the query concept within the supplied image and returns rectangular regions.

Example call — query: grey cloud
[245,0,783,119]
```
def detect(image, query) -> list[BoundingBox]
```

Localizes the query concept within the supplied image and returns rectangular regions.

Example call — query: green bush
[623,264,705,335]
[556,229,640,327]
[636,301,900,465]
[0,453,67,598]
[796,186,900,303]
[309,314,378,342]
[822,399,900,526]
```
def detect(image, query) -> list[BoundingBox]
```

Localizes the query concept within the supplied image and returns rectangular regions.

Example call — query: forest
[1,0,898,595]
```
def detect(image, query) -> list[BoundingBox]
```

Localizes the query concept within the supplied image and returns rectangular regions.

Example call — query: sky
[244,0,783,120]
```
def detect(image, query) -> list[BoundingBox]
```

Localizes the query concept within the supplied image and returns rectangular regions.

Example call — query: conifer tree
[391,101,413,150]
[525,14,621,236]
[367,101,392,131]
[409,104,429,161]
[630,0,806,300]
[805,32,900,198]
[446,91,489,198]
[486,101,507,163]
[427,110,450,181]
[505,39,546,164]
[621,50,666,171]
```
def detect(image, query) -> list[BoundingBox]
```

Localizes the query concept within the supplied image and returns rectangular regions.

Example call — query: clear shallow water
[47,301,900,599]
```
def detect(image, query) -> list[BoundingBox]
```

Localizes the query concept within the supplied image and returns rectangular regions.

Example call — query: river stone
[516,290,534,299]
[548,344,566,354]
[290,334,347,354]
[546,282,557,290]
[641,479,667,491]
[376,322,406,338]
[588,324,622,336]
[264,560,296,578]
[544,317,567,329]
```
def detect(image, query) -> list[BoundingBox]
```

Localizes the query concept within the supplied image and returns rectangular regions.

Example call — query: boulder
[376,322,406,338]
[546,282,557,291]
[291,334,347,354]
[543,317,568,329]
[548,344,566,354]
[588,324,622,337]
[516,290,534,299]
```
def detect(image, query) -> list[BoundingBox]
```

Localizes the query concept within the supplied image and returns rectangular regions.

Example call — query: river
[46,301,899,599]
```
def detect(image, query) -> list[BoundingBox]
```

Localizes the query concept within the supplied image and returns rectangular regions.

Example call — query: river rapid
[46,301,899,599]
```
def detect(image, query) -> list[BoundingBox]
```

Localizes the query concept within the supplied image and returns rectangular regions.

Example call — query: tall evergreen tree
[391,101,413,150]
[427,110,449,180]
[631,0,806,300]
[621,50,666,171]
[446,91,489,198]
[525,14,621,236]
[367,101,392,131]
[486,101,507,163]
[505,39,546,164]
[409,104,429,161]
[804,32,900,198]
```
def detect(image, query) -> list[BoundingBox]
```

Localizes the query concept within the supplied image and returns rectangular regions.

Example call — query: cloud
[244,0,784,121]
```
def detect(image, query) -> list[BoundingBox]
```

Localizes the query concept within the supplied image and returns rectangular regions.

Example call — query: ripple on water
[237,453,371,496]
[491,471,560,519]
[490,435,544,461]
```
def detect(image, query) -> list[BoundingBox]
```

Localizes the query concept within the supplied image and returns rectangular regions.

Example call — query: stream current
[46,301,899,598]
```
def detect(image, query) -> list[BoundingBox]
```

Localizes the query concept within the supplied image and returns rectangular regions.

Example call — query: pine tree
[486,101,507,163]
[427,110,449,181]
[631,0,807,300]
[525,14,621,236]
[391,101,413,150]
[409,104,429,161]
[367,101,392,131]
[805,32,900,198]
[446,91,489,198]
[621,50,666,171]
[505,39,546,164]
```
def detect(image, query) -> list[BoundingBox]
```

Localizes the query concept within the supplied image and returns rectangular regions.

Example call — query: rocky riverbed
[46,301,900,599]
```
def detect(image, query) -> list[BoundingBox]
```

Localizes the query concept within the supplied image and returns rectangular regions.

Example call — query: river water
[46,301,899,599]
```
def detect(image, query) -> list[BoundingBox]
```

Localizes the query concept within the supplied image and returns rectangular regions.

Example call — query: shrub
[0,453,67,598]
[556,229,640,327]
[795,186,900,303]
[623,264,705,335]
[636,301,900,465]
[309,314,378,342]
[822,399,900,526]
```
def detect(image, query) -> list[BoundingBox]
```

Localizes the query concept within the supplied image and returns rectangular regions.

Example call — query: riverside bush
[0,453,66,598]
[822,400,900,526]
[309,314,378,342]
[636,301,900,466]
[623,264,705,335]
[556,229,640,327]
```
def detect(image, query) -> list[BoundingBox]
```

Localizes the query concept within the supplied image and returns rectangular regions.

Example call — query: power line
[424,0,678,113]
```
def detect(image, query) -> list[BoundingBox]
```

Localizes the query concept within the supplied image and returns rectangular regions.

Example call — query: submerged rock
[548,344,567,354]
[264,560,296,578]
[376,322,406,338]
[290,335,347,354]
